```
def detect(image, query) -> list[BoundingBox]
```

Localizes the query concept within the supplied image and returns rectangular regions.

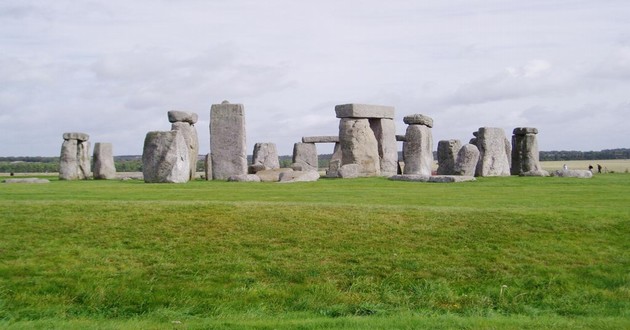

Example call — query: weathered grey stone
[437,139,461,175]
[338,163,361,178]
[60,132,91,180]
[204,153,212,180]
[279,170,320,183]
[256,168,293,182]
[388,174,431,182]
[454,144,480,176]
[521,170,550,177]
[172,120,199,181]
[227,174,261,182]
[511,127,544,176]
[475,127,511,177]
[403,114,433,127]
[335,104,395,119]
[93,142,116,180]
[551,169,593,178]
[168,110,198,124]
[402,124,433,176]
[142,130,190,183]
[302,136,339,143]
[292,143,318,171]
[252,142,280,170]
[63,132,89,142]
[2,178,50,184]
[248,163,266,174]
[326,143,343,177]
[370,118,397,176]
[388,174,475,183]
[210,102,247,180]
[339,118,381,176]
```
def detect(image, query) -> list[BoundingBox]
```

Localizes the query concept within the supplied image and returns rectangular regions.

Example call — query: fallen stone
[256,168,294,182]
[520,170,550,177]
[335,104,395,119]
[248,163,266,174]
[2,178,50,184]
[142,130,190,183]
[388,175,475,183]
[279,170,320,182]
[403,114,433,127]
[168,110,198,124]
[227,174,261,182]
[551,170,593,178]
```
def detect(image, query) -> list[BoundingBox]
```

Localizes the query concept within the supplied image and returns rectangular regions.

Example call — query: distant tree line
[2,148,629,173]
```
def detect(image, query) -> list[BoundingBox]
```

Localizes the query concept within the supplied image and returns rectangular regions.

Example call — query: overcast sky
[1,0,629,157]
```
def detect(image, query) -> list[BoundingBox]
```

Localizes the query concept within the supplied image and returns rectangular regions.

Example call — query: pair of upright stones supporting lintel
[333,104,398,177]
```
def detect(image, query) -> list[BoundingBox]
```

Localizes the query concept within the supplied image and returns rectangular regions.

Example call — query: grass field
[1,172,629,329]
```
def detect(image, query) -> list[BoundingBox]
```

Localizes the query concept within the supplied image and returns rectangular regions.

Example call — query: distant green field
[1,174,629,329]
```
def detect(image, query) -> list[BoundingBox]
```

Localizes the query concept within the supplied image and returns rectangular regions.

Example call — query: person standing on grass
[589,165,593,172]
[597,164,602,173]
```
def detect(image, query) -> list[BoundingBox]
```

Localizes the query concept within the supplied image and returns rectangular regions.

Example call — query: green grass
[1,174,629,329]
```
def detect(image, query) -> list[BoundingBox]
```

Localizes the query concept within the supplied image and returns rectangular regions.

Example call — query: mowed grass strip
[0,174,629,328]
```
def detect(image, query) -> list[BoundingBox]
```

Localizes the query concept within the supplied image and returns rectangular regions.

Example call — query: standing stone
[210,102,247,180]
[252,142,280,170]
[511,127,547,176]
[93,142,116,180]
[437,139,461,175]
[59,132,91,180]
[370,118,397,176]
[142,130,190,183]
[292,142,318,171]
[454,144,480,176]
[402,114,434,176]
[204,153,212,181]
[338,118,380,176]
[326,143,343,177]
[169,111,199,181]
[475,127,511,177]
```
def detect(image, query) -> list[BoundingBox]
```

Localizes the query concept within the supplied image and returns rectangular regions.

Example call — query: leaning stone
[252,143,280,170]
[2,178,50,184]
[403,114,433,128]
[256,168,293,182]
[335,104,395,119]
[302,136,339,143]
[339,118,381,176]
[403,124,433,176]
[454,144,480,176]
[210,102,247,180]
[227,174,261,182]
[168,110,198,124]
[171,120,199,180]
[142,130,190,183]
[338,164,361,178]
[436,139,461,175]
[93,142,116,180]
[63,132,89,141]
[551,170,593,178]
[475,127,511,177]
[279,170,320,183]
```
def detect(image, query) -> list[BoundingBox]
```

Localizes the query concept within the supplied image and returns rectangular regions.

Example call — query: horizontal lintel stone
[302,136,339,143]
[335,104,395,119]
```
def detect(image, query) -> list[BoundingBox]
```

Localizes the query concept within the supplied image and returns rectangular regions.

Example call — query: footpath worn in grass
[1,174,629,329]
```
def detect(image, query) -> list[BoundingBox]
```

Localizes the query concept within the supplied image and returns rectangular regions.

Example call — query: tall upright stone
[292,143,318,171]
[402,114,434,176]
[169,110,199,180]
[210,101,247,180]
[334,104,396,177]
[437,139,461,175]
[142,130,190,183]
[454,144,480,176]
[93,142,116,180]
[59,132,91,180]
[474,127,511,177]
[252,142,280,170]
[511,127,547,176]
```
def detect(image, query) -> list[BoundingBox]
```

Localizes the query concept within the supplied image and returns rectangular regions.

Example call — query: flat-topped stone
[335,104,395,119]
[513,127,538,135]
[168,110,198,124]
[403,114,433,127]
[302,136,339,143]
[63,132,89,141]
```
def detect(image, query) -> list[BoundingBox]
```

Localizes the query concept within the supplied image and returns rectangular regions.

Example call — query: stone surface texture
[339,118,381,176]
[204,153,212,180]
[93,142,116,179]
[370,118,398,176]
[475,127,511,177]
[279,170,320,183]
[63,132,89,142]
[255,168,293,182]
[252,142,280,170]
[210,102,247,180]
[142,130,190,183]
[552,169,593,178]
[511,127,544,176]
[171,121,199,180]
[302,136,339,143]
[292,142,318,171]
[338,164,361,178]
[227,174,261,182]
[3,178,50,184]
[335,104,395,119]
[389,174,476,183]
[59,132,91,180]
[168,110,198,124]
[437,139,462,175]
[403,114,433,127]
[402,124,433,176]
[454,144,480,176]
